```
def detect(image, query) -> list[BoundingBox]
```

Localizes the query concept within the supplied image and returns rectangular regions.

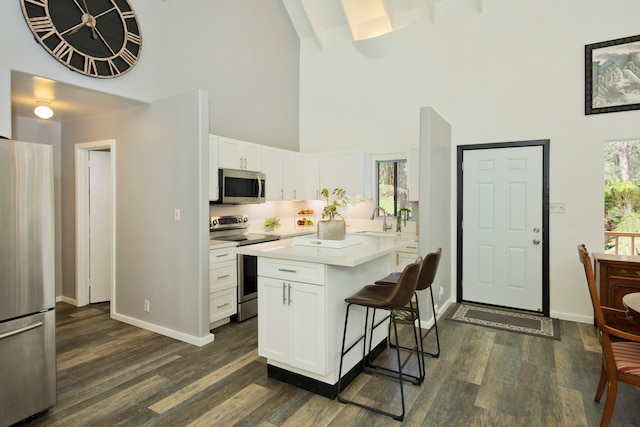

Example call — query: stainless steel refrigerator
[0,139,56,426]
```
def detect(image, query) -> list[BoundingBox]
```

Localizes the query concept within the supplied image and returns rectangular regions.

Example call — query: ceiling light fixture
[341,0,393,41]
[34,101,54,119]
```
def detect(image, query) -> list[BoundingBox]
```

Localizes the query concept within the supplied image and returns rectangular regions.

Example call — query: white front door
[462,146,543,311]
[89,150,111,303]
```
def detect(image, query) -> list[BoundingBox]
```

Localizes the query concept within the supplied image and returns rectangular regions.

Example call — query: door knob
[533,227,540,233]
[533,239,541,245]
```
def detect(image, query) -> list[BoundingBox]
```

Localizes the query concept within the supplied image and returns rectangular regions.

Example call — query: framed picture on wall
[585,34,640,115]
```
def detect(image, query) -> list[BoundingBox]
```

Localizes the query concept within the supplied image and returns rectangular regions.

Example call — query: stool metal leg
[338,305,414,421]
[389,288,441,360]
[365,307,423,385]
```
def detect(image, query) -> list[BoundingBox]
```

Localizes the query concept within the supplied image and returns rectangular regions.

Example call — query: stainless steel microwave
[213,168,266,204]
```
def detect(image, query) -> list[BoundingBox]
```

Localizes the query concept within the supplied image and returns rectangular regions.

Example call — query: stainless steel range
[209,215,279,322]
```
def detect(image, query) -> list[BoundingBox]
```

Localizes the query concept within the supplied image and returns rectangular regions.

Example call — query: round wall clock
[20,0,142,79]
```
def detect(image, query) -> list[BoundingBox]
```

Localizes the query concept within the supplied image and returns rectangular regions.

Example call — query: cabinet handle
[288,284,292,306]
[282,282,286,304]
[216,302,230,309]
[278,268,297,273]
[619,269,640,277]
[293,189,296,199]
[216,274,229,280]
[215,254,229,258]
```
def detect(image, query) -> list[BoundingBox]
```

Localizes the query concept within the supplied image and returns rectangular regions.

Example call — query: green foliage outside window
[604,141,640,254]
[377,159,410,218]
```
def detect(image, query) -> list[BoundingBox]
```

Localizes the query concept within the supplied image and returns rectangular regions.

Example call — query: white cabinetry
[301,153,320,200]
[320,150,370,198]
[209,246,237,326]
[261,147,299,201]
[209,135,219,201]
[407,147,420,202]
[261,146,285,200]
[258,258,326,375]
[218,136,262,171]
[396,241,419,271]
[282,151,296,200]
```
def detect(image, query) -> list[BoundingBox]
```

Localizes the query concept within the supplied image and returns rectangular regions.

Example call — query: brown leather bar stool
[337,260,422,421]
[376,248,442,366]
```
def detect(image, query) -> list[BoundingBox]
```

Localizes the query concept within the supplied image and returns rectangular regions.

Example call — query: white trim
[75,140,116,312]
[111,312,215,347]
[551,311,593,324]
[60,295,77,306]
[418,297,453,330]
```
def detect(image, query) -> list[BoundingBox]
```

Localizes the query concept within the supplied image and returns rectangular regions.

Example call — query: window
[604,140,640,255]
[376,158,411,218]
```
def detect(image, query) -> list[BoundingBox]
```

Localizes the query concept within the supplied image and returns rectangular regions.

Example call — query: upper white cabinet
[209,135,219,201]
[261,146,285,200]
[261,147,302,201]
[301,153,320,200]
[407,147,420,202]
[320,150,371,199]
[282,151,296,200]
[218,136,262,171]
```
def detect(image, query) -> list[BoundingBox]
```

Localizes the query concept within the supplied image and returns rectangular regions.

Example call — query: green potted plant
[263,216,281,232]
[318,188,349,240]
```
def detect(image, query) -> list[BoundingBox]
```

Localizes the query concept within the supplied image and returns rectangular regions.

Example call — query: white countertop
[235,234,414,267]
[208,240,238,249]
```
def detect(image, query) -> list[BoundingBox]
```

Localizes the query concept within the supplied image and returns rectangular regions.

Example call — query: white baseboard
[59,295,78,306]
[550,310,593,324]
[418,297,453,330]
[111,312,215,347]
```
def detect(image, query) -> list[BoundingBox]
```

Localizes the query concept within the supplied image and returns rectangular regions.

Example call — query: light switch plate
[174,209,181,221]
[549,202,566,213]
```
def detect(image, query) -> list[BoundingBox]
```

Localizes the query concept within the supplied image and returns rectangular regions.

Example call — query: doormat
[447,303,561,340]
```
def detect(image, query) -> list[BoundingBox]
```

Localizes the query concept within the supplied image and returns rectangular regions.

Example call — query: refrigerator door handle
[0,321,43,340]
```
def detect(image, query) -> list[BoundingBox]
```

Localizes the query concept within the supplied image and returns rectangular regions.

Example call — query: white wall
[299,0,640,322]
[63,91,212,345]
[1,0,300,308]
[0,0,299,149]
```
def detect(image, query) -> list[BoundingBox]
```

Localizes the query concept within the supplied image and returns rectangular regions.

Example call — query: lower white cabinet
[396,241,419,271]
[209,247,237,324]
[258,261,326,375]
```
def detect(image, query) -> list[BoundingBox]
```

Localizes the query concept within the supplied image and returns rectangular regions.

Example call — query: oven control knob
[211,219,218,226]
[242,217,248,222]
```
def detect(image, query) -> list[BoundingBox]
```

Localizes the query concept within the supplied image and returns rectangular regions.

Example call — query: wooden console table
[593,253,640,331]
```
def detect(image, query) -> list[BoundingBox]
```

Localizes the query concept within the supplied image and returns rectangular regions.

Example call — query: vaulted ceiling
[281,0,484,48]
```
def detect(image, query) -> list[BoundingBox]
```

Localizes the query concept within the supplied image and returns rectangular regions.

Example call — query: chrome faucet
[371,206,392,232]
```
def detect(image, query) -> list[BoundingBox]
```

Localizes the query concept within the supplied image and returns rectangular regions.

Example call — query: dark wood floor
[15,302,640,427]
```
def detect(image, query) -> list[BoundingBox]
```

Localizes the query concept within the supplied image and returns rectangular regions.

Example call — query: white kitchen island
[235,234,414,398]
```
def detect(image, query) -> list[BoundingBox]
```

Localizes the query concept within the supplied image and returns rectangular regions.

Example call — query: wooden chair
[337,260,423,421]
[578,244,640,427]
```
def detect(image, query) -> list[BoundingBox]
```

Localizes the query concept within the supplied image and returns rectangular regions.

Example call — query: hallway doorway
[76,140,116,308]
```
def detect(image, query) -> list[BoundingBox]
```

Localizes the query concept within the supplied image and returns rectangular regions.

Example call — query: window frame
[371,152,410,219]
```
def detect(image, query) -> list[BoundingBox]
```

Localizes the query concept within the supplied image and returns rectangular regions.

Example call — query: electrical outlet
[549,202,566,213]
[144,299,150,312]
[439,286,444,296]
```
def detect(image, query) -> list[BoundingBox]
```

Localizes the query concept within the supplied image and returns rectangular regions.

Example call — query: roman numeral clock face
[20,0,142,78]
